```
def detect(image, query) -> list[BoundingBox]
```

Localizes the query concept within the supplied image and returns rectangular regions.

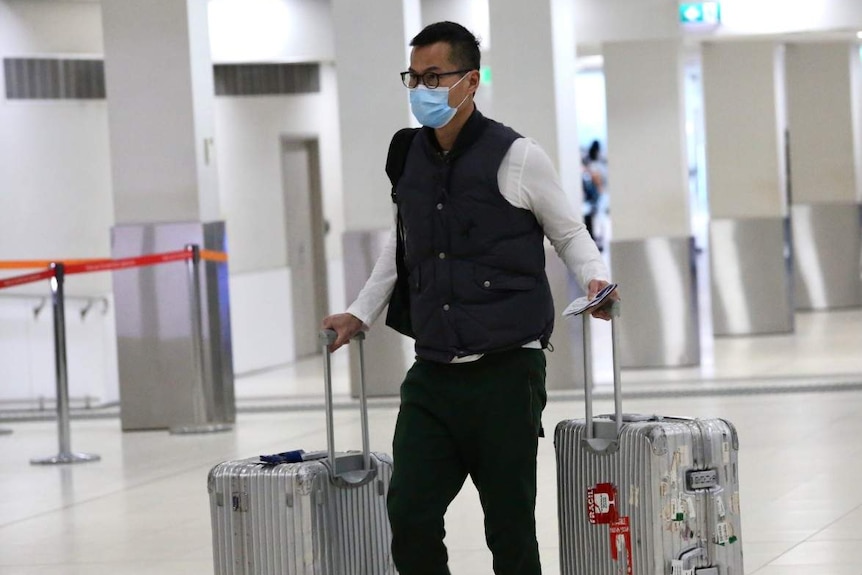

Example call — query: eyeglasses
[400,69,471,89]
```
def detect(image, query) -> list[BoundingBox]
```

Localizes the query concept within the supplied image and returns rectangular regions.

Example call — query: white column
[785,42,862,309]
[603,39,698,367]
[332,0,418,233]
[702,41,793,335]
[102,0,231,431]
[605,40,690,241]
[488,0,580,209]
[332,0,419,395]
[488,0,586,386]
[102,0,220,223]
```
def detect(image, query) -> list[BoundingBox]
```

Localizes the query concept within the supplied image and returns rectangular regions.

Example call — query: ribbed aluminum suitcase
[208,331,396,574]
[555,294,744,575]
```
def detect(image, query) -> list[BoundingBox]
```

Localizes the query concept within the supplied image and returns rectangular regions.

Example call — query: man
[323,21,616,575]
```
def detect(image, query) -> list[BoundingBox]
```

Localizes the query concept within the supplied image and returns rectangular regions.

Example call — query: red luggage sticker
[610,516,634,575]
[587,483,618,524]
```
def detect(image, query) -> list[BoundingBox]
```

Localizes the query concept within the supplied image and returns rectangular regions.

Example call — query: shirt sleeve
[345,227,397,328]
[499,138,610,290]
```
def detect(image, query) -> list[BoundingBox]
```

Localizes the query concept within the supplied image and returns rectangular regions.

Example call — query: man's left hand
[587,279,620,321]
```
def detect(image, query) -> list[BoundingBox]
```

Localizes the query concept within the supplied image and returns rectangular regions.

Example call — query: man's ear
[469,69,481,93]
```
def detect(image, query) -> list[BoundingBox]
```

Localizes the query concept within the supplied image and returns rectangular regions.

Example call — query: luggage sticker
[588,483,618,524]
[715,521,738,546]
[715,495,727,519]
[610,516,634,575]
[685,495,697,519]
[731,491,740,515]
[629,485,640,508]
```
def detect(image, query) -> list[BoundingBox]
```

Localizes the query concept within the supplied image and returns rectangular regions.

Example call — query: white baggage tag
[716,521,730,545]
[715,495,727,518]
[674,495,686,522]
[686,495,697,519]
[732,491,740,514]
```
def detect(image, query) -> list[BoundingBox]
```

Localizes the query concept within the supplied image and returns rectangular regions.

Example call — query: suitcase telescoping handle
[569,286,623,453]
[319,329,376,488]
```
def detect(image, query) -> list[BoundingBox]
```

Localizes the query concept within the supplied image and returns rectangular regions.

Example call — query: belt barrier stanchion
[169,244,232,435]
[31,263,100,465]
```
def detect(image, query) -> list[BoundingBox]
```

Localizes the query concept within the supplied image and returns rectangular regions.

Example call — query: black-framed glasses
[400,69,471,89]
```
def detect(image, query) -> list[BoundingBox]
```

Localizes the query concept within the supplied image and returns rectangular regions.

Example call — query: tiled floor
[2,308,862,574]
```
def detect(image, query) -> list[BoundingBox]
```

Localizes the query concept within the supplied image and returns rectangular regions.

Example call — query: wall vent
[214,63,320,96]
[4,58,106,100]
[3,59,321,100]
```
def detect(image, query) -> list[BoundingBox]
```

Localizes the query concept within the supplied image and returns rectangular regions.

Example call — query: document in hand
[561,283,618,318]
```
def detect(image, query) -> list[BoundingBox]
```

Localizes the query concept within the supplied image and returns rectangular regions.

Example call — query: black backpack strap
[383,127,419,338]
[386,128,420,202]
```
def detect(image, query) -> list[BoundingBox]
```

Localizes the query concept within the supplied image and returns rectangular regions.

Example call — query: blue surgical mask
[409,73,470,129]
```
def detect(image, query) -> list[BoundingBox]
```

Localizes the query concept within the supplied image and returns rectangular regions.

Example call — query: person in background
[323,21,618,575]
[584,139,609,251]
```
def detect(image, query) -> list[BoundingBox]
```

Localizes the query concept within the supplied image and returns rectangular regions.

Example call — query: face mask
[409,73,470,129]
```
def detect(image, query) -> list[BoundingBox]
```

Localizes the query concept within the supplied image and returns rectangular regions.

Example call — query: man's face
[409,42,477,109]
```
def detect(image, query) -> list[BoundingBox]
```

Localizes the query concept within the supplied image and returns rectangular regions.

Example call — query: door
[281,138,329,358]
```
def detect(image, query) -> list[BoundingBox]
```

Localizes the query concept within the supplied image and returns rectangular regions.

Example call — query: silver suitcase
[555,294,744,575]
[208,331,396,574]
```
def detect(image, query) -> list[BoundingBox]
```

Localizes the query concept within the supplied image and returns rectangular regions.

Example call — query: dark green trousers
[386,348,547,575]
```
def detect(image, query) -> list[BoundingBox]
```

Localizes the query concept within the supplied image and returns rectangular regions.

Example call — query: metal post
[610,302,623,431]
[170,244,232,434]
[582,314,594,439]
[31,263,100,465]
[323,333,336,467]
[357,334,370,471]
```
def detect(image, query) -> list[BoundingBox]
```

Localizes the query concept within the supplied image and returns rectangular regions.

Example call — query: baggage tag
[609,516,633,575]
[716,521,731,545]
[629,485,640,508]
[676,494,687,521]
[731,491,741,515]
[715,495,727,519]
[686,495,697,520]
[588,483,618,525]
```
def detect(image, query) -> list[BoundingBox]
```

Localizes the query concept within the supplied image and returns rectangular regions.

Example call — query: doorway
[281,137,329,359]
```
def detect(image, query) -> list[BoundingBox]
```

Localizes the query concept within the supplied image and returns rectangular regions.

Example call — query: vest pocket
[474,265,538,292]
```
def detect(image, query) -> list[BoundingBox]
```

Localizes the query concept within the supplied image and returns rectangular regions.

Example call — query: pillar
[102,0,233,430]
[332,0,419,395]
[785,42,862,310]
[702,41,793,336]
[489,0,587,386]
[604,39,699,367]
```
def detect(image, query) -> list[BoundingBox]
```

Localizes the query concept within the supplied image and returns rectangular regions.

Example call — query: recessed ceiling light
[857,31,862,40]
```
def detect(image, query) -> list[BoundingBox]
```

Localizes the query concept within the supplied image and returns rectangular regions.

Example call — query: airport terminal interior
[2,0,862,574]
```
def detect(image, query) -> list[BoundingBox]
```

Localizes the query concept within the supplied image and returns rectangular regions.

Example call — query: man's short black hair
[410,21,481,71]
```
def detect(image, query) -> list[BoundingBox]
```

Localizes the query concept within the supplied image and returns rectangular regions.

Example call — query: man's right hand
[321,313,364,353]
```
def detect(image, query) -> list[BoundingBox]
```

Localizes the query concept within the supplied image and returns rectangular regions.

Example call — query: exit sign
[680,2,721,25]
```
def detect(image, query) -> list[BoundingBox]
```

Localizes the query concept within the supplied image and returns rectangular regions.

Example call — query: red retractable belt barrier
[0,269,55,290]
[64,250,190,275]
[0,248,228,292]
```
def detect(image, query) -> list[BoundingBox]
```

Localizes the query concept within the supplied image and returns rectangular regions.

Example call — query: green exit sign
[680,2,721,25]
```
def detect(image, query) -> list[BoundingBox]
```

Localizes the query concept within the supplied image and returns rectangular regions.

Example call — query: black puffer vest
[394,110,554,362]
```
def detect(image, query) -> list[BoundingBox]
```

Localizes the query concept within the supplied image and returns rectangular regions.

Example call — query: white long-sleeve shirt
[347,136,609,332]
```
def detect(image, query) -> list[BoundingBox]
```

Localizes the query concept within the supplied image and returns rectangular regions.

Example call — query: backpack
[383,128,420,338]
